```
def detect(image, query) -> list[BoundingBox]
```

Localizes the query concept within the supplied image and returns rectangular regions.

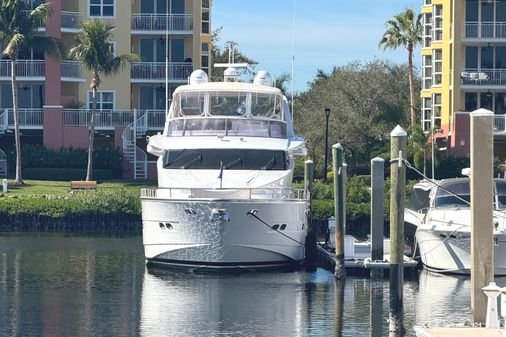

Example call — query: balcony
[131,14,193,34]
[0,60,45,80]
[465,22,506,40]
[63,109,166,129]
[130,62,192,83]
[61,61,85,82]
[61,11,83,32]
[461,69,506,87]
[6,108,43,128]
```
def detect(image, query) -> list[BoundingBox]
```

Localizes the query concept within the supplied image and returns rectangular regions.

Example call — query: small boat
[140,67,309,271]
[405,177,506,275]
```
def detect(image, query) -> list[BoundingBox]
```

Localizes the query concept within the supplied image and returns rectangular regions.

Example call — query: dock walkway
[414,326,503,336]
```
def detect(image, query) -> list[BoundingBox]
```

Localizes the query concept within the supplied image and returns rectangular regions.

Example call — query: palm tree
[0,0,65,185]
[69,19,139,181]
[379,8,422,127]
[273,72,291,97]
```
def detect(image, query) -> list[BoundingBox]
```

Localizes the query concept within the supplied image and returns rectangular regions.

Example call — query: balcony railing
[61,11,83,30]
[6,108,43,127]
[61,61,83,80]
[461,69,506,86]
[63,109,166,129]
[465,22,506,39]
[494,115,506,134]
[131,14,193,32]
[130,62,192,81]
[0,60,45,78]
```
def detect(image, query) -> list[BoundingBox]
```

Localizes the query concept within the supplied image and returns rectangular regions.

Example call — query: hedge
[23,168,113,181]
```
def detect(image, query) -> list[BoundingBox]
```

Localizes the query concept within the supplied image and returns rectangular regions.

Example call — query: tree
[273,72,291,97]
[69,19,139,181]
[294,60,417,177]
[0,0,65,185]
[379,8,422,127]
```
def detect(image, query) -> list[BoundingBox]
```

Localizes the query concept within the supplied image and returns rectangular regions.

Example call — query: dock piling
[370,158,384,279]
[470,109,494,324]
[389,125,407,333]
[304,159,317,272]
[332,143,346,279]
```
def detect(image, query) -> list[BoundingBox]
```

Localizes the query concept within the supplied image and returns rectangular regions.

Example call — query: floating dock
[414,326,503,337]
[317,237,418,273]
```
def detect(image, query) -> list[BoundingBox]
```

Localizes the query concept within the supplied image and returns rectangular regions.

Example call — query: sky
[212,0,421,92]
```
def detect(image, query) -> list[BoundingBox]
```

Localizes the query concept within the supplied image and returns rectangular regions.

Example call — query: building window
[433,5,443,41]
[432,93,442,129]
[422,97,432,132]
[89,0,114,18]
[465,92,478,111]
[88,91,115,111]
[202,11,209,34]
[423,13,432,48]
[423,55,433,89]
[466,0,478,22]
[433,49,442,86]
[424,0,432,5]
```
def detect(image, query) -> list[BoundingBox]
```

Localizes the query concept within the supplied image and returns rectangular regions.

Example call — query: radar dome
[189,70,208,84]
[254,70,273,86]
[224,67,240,82]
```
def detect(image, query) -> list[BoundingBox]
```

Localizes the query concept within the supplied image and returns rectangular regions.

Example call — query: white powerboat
[406,178,506,275]
[140,68,309,271]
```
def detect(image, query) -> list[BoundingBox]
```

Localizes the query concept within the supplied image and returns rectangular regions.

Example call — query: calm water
[0,233,503,337]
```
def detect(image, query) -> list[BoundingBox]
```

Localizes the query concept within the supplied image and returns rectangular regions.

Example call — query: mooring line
[246,210,306,247]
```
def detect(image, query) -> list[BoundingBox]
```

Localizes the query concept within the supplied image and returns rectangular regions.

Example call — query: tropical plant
[0,0,65,185]
[273,72,291,97]
[379,8,422,127]
[69,19,139,181]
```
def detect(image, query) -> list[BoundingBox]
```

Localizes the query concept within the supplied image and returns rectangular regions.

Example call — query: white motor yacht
[406,177,506,275]
[140,69,309,271]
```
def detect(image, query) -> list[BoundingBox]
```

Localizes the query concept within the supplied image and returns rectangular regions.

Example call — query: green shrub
[23,168,113,181]
[20,144,123,178]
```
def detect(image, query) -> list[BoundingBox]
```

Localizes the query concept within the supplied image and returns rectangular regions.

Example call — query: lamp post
[323,107,331,181]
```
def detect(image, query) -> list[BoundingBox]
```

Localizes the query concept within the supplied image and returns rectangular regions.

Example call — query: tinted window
[163,149,287,170]
[466,0,478,21]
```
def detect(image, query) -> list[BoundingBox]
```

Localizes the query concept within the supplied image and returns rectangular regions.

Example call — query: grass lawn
[3,179,157,197]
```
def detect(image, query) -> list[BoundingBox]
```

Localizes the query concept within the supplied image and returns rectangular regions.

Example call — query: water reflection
[2,234,506,337]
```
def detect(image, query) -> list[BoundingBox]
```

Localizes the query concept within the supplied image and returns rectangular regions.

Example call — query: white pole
[431,110,435,179]
[290,0,296,120]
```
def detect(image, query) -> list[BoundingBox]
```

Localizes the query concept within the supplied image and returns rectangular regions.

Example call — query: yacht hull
[416,228,506,275]
[141,196,308,271]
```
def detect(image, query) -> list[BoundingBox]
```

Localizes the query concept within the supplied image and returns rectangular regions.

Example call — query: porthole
[280,224,287,231]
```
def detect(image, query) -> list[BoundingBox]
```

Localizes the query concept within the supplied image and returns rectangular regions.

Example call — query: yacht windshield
[163,149,287,170]
[434,181,470,207]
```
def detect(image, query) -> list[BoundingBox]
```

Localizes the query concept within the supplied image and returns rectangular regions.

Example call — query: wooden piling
[304,160,317,272]
[470,109,494,324]
[333,143,346,279]
[389,125,407,333]
[371,158,385,279]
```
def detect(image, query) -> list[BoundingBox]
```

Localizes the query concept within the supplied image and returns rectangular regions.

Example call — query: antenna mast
[291,0,296,120]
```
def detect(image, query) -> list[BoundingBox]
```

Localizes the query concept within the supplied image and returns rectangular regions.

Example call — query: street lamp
[323,108,331,181]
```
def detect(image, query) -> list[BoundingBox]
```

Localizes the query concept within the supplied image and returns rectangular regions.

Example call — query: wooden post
[389,125,407,333]
[333,143,346,279]
[470,109,494,324]
[304,160,317,272]
[371,158,385,279]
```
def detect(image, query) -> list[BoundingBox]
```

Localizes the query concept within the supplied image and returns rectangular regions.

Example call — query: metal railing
[6,108,43,127]
[130,62,192,81]
[63,109,134,127]
[131,14,193,32]
[461,68,506,86]
[141,188,308,200]
[61,61,83,79]
[61,11,82,30]
[465,22,506,39]
[495,115,506,134]
[0,60,45,78]
[62,109,166,128]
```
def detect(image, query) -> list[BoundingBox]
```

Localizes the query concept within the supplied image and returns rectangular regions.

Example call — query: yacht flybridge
[140,68,309,271]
